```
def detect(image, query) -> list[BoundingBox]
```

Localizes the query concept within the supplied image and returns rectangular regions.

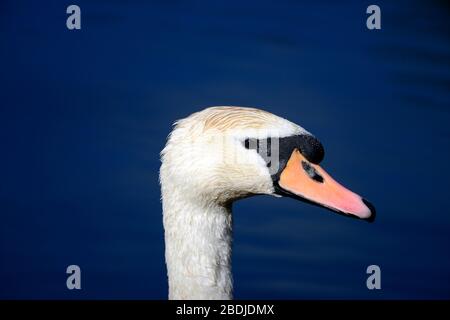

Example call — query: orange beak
[278,149,375,222]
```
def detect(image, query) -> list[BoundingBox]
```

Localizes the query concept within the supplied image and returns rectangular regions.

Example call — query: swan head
[160,106,375,222]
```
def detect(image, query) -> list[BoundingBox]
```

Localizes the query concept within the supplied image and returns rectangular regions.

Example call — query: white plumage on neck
[162,187,233,299]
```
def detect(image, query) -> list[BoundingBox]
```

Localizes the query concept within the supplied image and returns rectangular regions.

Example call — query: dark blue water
[1,0,449,299]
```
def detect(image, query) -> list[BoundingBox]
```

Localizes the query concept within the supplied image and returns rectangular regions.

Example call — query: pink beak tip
[361,198,376,223]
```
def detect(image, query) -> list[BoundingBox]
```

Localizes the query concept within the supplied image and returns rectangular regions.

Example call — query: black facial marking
[301,160,324,183]
[274,134,324,181]
[289,135,324,165]
[243,134,325,183]
[244,135,323,163]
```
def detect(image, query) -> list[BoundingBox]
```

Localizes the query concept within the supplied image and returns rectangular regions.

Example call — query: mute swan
[160,106,375,300]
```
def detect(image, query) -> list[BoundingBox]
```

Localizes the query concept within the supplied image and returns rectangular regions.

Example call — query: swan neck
[163,191,233,300]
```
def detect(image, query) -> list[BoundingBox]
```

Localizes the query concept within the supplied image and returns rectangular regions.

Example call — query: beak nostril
[301,160,324,183]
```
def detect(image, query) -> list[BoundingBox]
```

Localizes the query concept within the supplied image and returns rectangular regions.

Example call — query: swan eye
[243,138,272,157]
[244,138,251,149]
[301,160,324,183]
[243,138,274,169]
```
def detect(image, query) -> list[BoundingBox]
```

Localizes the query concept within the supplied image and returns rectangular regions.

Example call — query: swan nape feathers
[160,106,375,300]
